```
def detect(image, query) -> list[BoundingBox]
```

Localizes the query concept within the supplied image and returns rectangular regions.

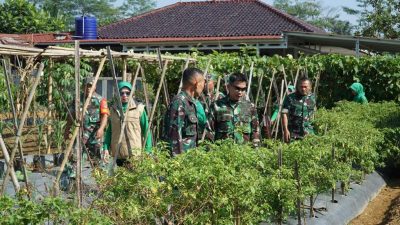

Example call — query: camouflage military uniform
[164,91,199,156]
[282,93,316,140]
[81,92,109,159]
[209,96,260,145]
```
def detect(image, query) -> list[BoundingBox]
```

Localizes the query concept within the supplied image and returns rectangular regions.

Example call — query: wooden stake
[140,66,151,114]
[1,62,43,195]
[0,134,20,192]
[74,41,82,207]
[294,67,300,88]
[255,75,263,107]
[47,60,53,154]
[331,145,336,203]
[246,62,254,101]
[199,59,212,142]
[143,60,169,151]
[1,59,29,190]
[122,57,127,81]
[262,73,276,117]
[274,80,285,140]
[53,57,106,193]
[157,48,170,106]
[294,161,302,225]
[214,77,222,101]
[281,65,289,94]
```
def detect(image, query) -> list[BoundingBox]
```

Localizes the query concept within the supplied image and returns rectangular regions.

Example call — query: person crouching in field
[350,82,368,104]
[102,81,152,167]
[282,78,316,143]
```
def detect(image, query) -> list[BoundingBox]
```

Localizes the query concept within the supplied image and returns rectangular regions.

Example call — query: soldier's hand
[102,150,110,163]
[283,129,290,143]
[96,129,104,139]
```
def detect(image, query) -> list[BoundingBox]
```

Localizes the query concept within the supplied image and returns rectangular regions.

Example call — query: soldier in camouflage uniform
[164,68,205,156]
[65,77,109,162]
[209,72,260,146]
[282,77,316,142]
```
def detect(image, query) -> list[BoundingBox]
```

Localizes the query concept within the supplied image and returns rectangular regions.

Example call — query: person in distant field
[64,77,109,162]
[102,81,152,167]
[209,72,260,146]
[282,78,316,143]
[350,82,368,104]
[164,68,205,156]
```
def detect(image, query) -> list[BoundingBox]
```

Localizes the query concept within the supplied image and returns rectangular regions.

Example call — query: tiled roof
[0,33,73,45]
[99,0,325,40]
[0,34,31,46]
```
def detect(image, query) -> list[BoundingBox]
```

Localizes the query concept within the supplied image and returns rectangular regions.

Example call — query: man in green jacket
[282,78,316,142]
[209,72,260,146]
[164,68,205,156]
[350,82,368,104]
[102,81,152,167]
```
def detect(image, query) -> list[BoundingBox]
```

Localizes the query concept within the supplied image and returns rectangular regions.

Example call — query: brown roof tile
[99,0,325,40]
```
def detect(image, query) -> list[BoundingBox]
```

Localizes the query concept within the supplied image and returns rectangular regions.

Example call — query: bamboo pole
[1,62,43,195]
[262,73,276,117]
[140,66,151,115]
[122,57,127,81]
[246,62,254,101]
[199,59,212,142]
[53,57,106,193]
[139,66,153,143]
[143,60,169,151]
[214,77,222,101]
[2,59,29,190]
[177,56,191,94]
[255,75,264,107]
[281,65,289,94]
[274,80,285,140]
[294,67,300,88]
[111,63,141,171]
[74,41,82,207]
[0,134,20,192]
[157,48,170,106]
[295,161,302,225]
[331,145,336,203]
[47,60,53,154]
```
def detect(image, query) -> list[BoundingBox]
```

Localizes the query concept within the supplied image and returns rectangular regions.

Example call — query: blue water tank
[75,16,97,40]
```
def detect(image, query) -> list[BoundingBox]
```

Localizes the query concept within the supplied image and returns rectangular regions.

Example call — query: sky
[153,0,360,25]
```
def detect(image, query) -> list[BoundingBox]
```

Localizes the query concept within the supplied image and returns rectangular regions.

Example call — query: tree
[119,0,156,18]
[30,0,121,28]
[343,0,400,39]
[0,0,65,33]
[273,0,354,35]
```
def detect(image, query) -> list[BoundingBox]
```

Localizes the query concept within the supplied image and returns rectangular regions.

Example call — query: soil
[349,177,400,225]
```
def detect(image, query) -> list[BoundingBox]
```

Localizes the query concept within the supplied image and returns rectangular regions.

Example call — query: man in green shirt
[282,78,316,142]
[209,72,260,146]
[102,81,152,167]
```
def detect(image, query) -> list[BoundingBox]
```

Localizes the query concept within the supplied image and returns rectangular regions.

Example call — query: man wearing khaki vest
[102,81,152,166]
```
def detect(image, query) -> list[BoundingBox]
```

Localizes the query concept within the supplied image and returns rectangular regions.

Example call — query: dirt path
[349,178,400,225]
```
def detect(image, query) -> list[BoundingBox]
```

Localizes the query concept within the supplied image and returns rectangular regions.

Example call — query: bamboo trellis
[0,43,194,200]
